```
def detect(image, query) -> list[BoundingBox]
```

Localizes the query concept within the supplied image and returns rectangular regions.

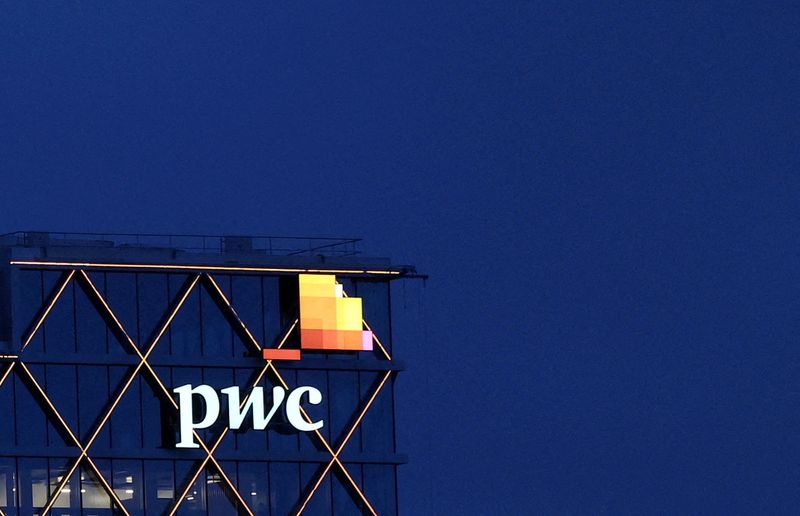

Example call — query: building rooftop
[0,231,415,275]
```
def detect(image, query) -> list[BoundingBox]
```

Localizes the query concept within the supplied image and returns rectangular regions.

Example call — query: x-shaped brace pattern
[78,272,253,515]
[184,274,395,515]
[2,268,395,515]
[12,271,248,515]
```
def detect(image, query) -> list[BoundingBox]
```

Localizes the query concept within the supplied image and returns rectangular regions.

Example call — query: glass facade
[0,249,404,516]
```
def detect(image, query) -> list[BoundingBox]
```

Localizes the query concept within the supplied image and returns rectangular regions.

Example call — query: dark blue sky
[1,2,798,513]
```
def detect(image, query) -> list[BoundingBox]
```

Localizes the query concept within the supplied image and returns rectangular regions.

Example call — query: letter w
[221,386,286,430]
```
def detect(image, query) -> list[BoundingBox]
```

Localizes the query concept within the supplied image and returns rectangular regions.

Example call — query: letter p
[173,384,220,449]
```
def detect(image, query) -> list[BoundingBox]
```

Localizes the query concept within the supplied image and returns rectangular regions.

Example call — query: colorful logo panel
[299,274,373,351]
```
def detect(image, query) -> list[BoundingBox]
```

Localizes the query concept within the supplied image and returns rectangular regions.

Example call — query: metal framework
[0,266,395,515]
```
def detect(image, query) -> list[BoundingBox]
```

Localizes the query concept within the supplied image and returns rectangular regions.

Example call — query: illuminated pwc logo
[173,274,372,448]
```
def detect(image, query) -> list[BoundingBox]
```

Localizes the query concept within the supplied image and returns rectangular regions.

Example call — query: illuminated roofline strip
[10,260,403,276]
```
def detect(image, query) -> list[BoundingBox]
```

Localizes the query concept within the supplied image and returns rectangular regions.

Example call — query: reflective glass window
[0,458,17,515]
[112,459,144,516]
[143,460,174,515]
[175,460,205,515]
[18,458,47,514]
[237,462,269,516]
[81,460,113,513]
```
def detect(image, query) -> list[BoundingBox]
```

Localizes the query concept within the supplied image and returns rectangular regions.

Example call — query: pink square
[361,330,374,351]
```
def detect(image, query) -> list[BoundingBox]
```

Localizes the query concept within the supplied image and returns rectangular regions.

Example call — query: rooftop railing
[0,231,362,257]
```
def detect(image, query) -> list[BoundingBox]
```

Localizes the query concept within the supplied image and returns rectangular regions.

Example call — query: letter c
[286,386,324,432]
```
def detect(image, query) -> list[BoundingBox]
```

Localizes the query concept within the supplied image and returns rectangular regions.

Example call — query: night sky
[1,2,798,513]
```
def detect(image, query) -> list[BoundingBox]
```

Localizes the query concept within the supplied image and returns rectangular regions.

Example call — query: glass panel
[200,281,233,358]
[112,459,144,516]
[237,462,269,516]
[354,279,391,357]
[81,462,113,513]
[300,462,331,515]
[234,368,268,454]
[75,273,108,356]
[49,457,78,512]
[175,460,206,515]
[108,367,142,450]
[332,465,364,515]
[143,460,174,515]
[359,371,394,453]
[137,273,170,354]
[329,371,360,449]
[142,367,172,450]
[297,370,329,450]
[105,272,138,355]
[18,458,47,514]
[14,371,47,448]
[77,365,109,446]
[231,275,265,349]
[363,464,397,516]
[262,277,282,346]
[0,458,17,514]
[268,370,300,453]
[269,463,298,516]
[43,279,76,354]
[201,367,234,454]
[206,462,238,516]
[278,277,299,337]
[44,365,78,448]
[0,364,15,446]
[168,285,200,358]
[16,270,44,354]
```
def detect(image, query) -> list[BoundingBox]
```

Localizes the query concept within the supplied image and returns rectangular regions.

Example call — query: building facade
[0,232,412,516]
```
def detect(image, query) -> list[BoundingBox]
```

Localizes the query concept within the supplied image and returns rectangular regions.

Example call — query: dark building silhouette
[0,232,413,515]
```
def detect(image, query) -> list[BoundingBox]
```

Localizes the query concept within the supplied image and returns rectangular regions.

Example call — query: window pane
[15,270,44,354]
[175,460,206,515]
[75,272,107,356]
[78,365,109,446]
[50,457,78,512]
[81,461,113,512]
[237,462,269,516]
[206,462,238,516]
[109,367,142,450]
[200,280,233,358]
[105,272,138,355]
[15,367,46,448]
[144,460,174,515]
[0,365,15,446]
[137,274,169,354]
[44,365,78,448]
[269,463,299,516]
[18,458,47,513]
[112,459,144,516]
[169,280,200,357]
[0,458,17,514]
[231,275,264,348]
[43,278,76,354]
